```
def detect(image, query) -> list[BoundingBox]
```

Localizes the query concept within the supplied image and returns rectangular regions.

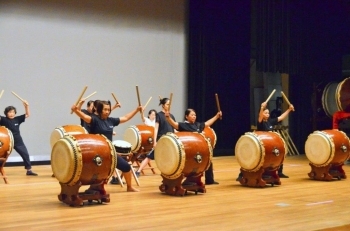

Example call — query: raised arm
[23,100,30,118]
[71,100,92,124]
[258,102,268,123]
[119,106,142,123]
[205,111,222,127]
[165,111,179,130]
[111,102,121,111]
[277,104,295,122]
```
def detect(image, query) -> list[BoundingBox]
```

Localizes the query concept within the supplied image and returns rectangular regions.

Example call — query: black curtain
[187,1,251,155]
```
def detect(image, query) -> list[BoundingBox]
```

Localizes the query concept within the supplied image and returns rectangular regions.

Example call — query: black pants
[116,155,131,172]
[14,144,32,170]
[205,162,215,184]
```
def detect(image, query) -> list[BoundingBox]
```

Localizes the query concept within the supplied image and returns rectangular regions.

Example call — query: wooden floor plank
[1,155,350,231]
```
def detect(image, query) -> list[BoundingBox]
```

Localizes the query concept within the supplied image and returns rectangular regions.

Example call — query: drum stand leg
[240,168,281,187]
[0,151,10,184]
[58,181,110,207]
[159,174,206,196]
[159,174,186,196]
[308,163,346,181]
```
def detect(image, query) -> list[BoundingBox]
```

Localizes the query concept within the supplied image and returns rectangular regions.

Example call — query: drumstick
[111,93,120,105]
[168,93,173,112]
[70,86,88,114]
[159,95,162,100]
[143,96,152,110]
[11,91,28,106]
[281,91,295,111]
[135,86,144,122]
[82,91,97,101]
[265,89,276,103]
[215,93,222,120]
[0,90,4,99]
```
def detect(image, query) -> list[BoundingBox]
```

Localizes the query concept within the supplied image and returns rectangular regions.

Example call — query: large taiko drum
[0,126,14,158]
[235,131,287,172]
[51,134,117,186]
[202,126,217,149]
[305,130,350,167]
[50,125,88,148]
[123,125,154,153]
[154,132,213,179]
[318,77,350,117]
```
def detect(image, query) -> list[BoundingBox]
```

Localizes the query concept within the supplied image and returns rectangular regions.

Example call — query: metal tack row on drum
[235,129,350,188]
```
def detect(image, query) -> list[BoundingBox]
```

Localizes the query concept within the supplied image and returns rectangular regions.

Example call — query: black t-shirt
[257,118,278,131]
[178,121,205,133]
[90,116,120,141]
[156,111,175,140]
[0,114,26,145]
[81,109,92,133]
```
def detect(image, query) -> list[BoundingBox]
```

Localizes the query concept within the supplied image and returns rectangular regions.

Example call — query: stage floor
[1,155,350,231]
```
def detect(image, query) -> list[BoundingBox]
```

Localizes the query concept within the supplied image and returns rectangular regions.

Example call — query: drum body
[112,140,132,155]
[154,132,213,179]
[318,77,350,118]
[123,125,154,153]
[51,134,117,186]
[50,125,88,148]
[202,126,217,149]
[305,130,350,167]
[0,126,14,158]
[235,131,286,172]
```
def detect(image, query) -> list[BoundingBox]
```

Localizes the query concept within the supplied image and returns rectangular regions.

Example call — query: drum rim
[322,82,339,118]
[156,133,186,179]
[123,125,142,152]
[305,131,335,167]
[51,135,83,186]
[103,135,117,180]
[235,132,265,172]
[336,77,350,112]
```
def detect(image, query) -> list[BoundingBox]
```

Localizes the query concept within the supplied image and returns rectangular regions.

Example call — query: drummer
[135,98,175,177]
[236,101,295,181]
[164,108,222,185]
[0,102,38,176]
[78,100,94,132]
[72,99,142,192]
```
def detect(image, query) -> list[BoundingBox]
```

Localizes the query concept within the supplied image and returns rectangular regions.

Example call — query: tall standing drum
[51,134,117,186]
[123,125,154,153]
[319,77,350,118]
[50,125,88,148]
[155,132,213,179]
[305,130,350,167]
[0,126,14,159]
[235,131,287,172]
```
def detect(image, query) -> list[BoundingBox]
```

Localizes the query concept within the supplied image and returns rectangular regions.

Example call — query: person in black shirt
[135,97,176,177]
[72,99,142,192]
[236,101,294,181]
[165,108,222,185]
[0,102,38,176]
[79,100,94,133]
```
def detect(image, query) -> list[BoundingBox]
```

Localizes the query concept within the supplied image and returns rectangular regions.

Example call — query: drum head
[112,140,132,154]
[337,77,350,112]
[154,133,186,179]
[305,131,334,166]
[235,133,264,171]
[123,126,141,152]
[322,82,340,117]
[51,137,83,186]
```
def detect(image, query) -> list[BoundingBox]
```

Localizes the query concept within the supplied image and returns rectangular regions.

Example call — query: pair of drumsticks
[163,92,222,120]
[265,89,294,111]
[0,90,29,106]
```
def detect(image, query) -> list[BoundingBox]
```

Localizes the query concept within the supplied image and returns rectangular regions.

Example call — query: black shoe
[26,171,38,176]
[206,181,219,185]
[278,173,289,178]
[135,172,140,178]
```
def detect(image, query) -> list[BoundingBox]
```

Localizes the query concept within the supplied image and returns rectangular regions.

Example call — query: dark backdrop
[187,0,350,155]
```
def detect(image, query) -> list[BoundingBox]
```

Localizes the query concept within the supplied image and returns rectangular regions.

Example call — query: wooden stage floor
[1,155,350,231]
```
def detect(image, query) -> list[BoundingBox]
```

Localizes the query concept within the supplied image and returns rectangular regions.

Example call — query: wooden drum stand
[308,163,346,181]
[159,173,206,196]
[239,167,281,188]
